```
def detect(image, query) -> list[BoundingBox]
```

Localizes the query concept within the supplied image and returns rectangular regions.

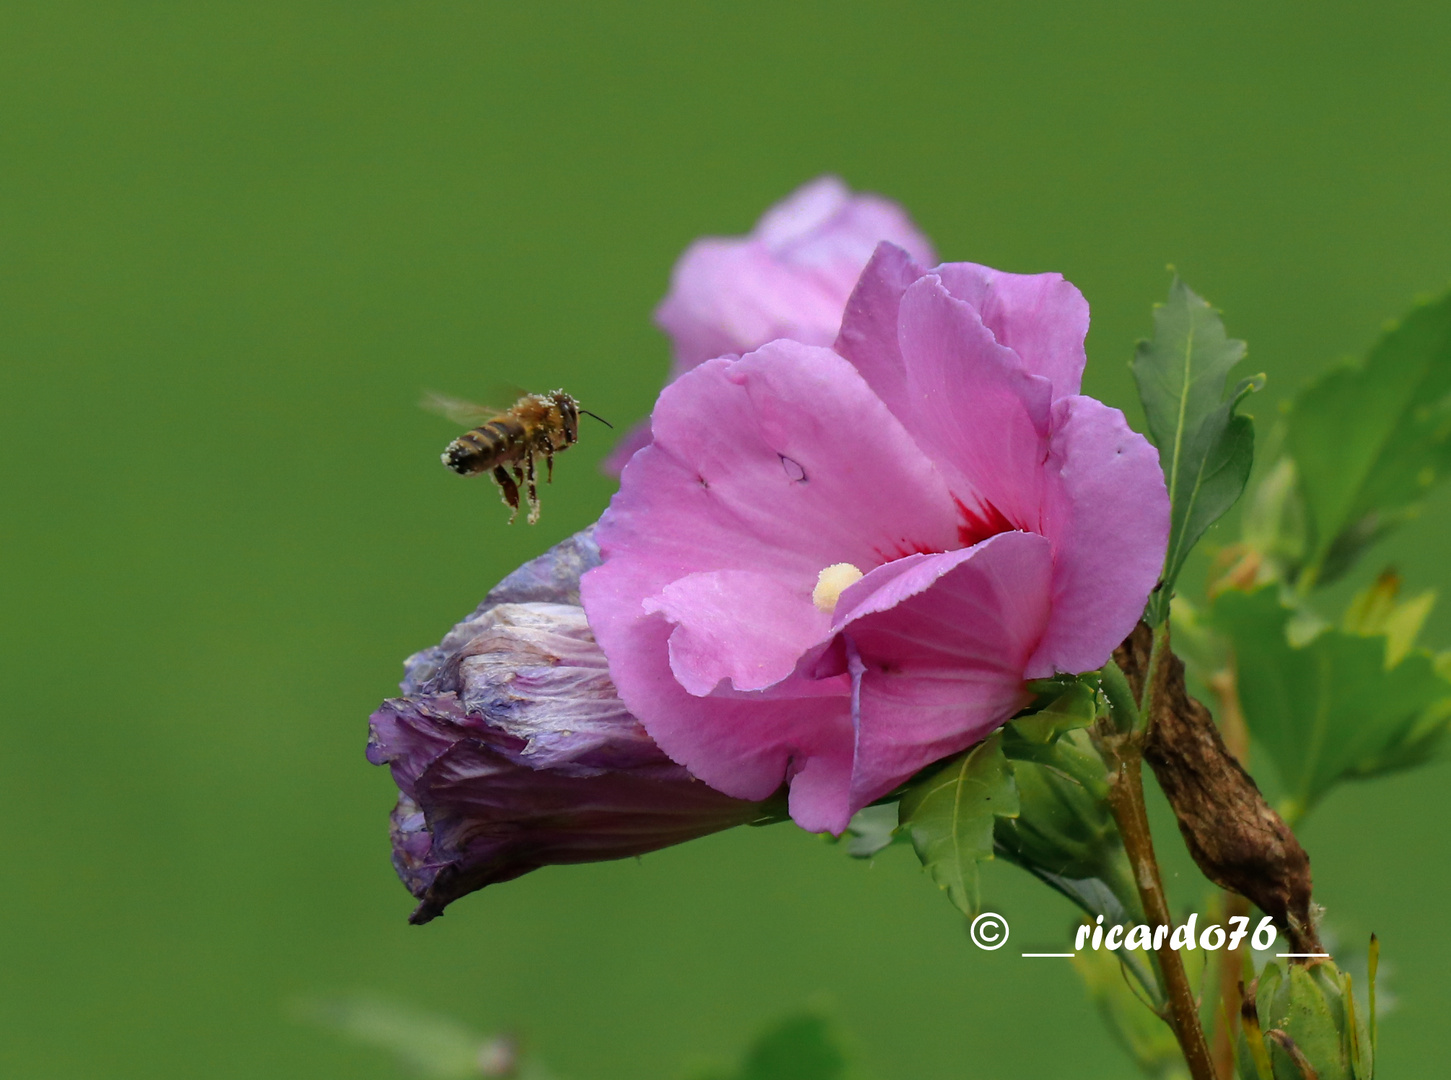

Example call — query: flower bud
[369,529,775,923]
[1239,958,1372,1080]
[995,726,1145,926]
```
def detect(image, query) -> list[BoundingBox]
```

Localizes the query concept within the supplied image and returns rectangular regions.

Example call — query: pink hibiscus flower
[580,243,1170,835]
[604,177,937,474]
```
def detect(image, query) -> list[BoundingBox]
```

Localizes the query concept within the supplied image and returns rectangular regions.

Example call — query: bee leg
[545,452,554,484]
[524,454,541,525]
[492,465,520,524]
[512,464,529,523]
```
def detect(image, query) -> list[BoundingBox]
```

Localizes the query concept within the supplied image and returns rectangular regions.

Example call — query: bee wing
[420,391,500,427]
[486,380,530,404]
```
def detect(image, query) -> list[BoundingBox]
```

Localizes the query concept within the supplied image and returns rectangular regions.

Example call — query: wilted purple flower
[603,177,937,474]
[368,530,774,923]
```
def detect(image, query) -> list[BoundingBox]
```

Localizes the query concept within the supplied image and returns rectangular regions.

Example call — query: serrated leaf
[1286,290,1451,587]
[1211,587,1451,821]
[898,732,1018,917]
[1133,277,1262,625]
[839,803,902,858]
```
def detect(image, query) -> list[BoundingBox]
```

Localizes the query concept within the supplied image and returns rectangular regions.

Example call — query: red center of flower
[872,495,1017,563]
[954,495,1017,549]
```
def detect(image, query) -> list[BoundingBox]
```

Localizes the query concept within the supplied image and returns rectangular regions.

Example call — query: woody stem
[1101,736,1218,1080]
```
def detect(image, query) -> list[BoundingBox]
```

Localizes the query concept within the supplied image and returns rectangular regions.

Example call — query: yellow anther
[813,563,864,614]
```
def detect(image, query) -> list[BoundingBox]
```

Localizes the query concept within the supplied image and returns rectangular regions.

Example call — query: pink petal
[753,175,857,248]
[894,275,1055,535]
[780,737,858,835]
[572,599,855,810]
[655,240,850,374]
[756,176,937,275]
[840,264,1059,539]
[643,569,829,695]
[1026,396,1170,678]
[933,263,1089,400]
[591,344,960,593]
[833,533,1052,821]
[832,242,927,422]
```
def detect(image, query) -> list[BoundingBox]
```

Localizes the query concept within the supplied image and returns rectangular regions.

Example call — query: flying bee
[423,389,610,524]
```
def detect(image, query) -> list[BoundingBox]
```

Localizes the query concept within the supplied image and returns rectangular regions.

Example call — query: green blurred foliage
[1074,946,1192,1080]
[4,3,1451,1079]
[685,1013,860,1080]
[297,996,550,1080]
[1285,293,1451,587]
[1211,586,1451,824]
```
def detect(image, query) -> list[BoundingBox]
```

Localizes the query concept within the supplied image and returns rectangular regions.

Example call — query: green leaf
[1285,290,1451,587]
[898,732,1018,917]
[1011,679,1098,743]
[1211,587,1451,821]
[1132,276,1263,626]
[838,803,902,858]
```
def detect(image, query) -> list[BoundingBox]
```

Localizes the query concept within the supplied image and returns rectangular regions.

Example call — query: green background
[4,2,1450,1076]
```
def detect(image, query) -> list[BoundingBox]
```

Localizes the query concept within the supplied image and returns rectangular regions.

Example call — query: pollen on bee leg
[812,563,864,614]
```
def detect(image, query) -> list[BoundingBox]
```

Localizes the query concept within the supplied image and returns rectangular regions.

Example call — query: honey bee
[424,389,609,524]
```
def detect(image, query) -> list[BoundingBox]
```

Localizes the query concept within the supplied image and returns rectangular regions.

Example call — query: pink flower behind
[581,243,1169,835]
[603,177,936,475]
[655,176,938,377]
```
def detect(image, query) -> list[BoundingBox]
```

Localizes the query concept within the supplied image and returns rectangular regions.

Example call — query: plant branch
[1098,660,1142,732]
[1098,725,1217,1080]
[1139,619,1169,715]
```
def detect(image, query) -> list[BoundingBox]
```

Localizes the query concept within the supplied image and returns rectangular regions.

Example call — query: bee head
[551,390,581,445]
